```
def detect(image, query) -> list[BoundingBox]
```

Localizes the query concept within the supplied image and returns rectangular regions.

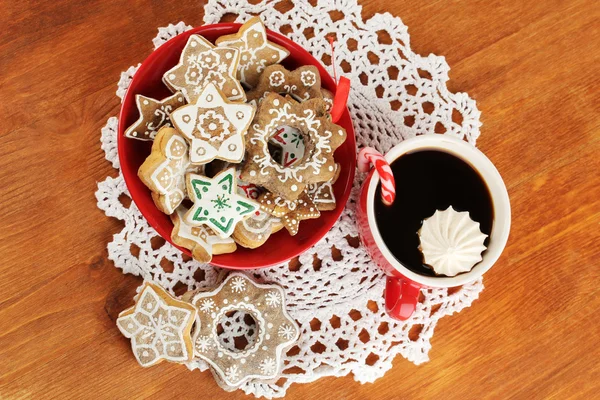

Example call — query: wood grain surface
[1,0,599,399]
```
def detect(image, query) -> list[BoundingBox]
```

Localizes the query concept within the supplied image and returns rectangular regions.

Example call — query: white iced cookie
[418,206,488,277]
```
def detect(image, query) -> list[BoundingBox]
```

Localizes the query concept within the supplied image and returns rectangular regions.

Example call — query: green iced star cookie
[185,168,259,238]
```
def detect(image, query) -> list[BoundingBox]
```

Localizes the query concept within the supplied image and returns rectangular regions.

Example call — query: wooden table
[1,0,598,398]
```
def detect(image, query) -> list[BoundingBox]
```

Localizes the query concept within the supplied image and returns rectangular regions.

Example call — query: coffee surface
[374,150,493,276]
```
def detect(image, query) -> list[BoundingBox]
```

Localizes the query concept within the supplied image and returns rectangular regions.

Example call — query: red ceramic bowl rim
[118,23,356,269]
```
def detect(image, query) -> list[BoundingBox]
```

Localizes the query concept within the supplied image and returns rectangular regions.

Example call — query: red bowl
[118,23,356,269]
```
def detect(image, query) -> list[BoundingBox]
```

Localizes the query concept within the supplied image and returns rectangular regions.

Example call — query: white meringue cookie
[418,206,488,277]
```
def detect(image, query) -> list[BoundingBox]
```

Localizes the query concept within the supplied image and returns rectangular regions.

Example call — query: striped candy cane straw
[358,147,396,206]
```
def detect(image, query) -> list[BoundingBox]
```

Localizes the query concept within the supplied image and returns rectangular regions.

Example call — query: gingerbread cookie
[215,17,290,88]
[116,282,197,367]
[163,34,245,103]
[124,92,186,141]
[138,126,202,214]
[258,191,320,236]
[246,65,325,106]
[191,273,299,389]
[241,93,347,200]
[232,171,283,248]
[171,206,237,262]
[306,163,340,211]
[170,82,255,165]
[268,125,306,167]
[184,168,259,238]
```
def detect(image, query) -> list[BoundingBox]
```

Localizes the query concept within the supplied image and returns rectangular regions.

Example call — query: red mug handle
[385,277,422,320]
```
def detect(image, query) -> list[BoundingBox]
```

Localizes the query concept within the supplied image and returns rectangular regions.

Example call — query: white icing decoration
[171,83,254,164]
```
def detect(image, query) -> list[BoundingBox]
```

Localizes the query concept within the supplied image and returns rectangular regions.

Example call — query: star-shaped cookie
[171,82,255,165]
[116,282,197,367]
[163,34,245,103]
[216,17,290,88]
[124,92,186,141]
[185,168,259,238]
[138,127,202,214]
[258,191,320,236]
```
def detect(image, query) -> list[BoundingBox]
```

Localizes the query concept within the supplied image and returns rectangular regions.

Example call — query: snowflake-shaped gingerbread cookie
[116,282,197,367]
[190,273,299,389]
[137,126,201,214]
[215,16,290,88]
[163,34,245,103]
[241,93,347,200]
[171,82,255,165]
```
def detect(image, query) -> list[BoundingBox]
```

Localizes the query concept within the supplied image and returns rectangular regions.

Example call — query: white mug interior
[366,135,511,287]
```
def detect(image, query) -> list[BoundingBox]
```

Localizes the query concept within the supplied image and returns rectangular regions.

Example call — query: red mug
[357,135,511,320]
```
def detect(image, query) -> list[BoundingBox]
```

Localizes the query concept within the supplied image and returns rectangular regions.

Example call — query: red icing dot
[255,211,260,216]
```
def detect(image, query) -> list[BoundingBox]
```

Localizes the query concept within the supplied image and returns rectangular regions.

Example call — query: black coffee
[374,150,493,276]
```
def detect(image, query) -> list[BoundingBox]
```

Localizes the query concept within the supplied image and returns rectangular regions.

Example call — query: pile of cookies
[126,17,348,262]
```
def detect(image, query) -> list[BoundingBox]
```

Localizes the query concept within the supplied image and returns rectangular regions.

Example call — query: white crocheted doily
[96,1,484,398]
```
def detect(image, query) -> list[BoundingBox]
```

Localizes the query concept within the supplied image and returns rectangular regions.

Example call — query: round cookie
[241,93,347,200]
[215,16,290,88]
[138,126,202,214]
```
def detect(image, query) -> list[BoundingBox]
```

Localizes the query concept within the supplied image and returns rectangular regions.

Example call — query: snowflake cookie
[116,282,197,367]
[137,126,202,214]
[163,34,245,103]
[170,205,237,262]
[241,93,347,200]
[184,167,259,238]
[215,16,290,88]
[258,190,320,236]
[170,82,255,165]
[246,65,326,107]
[190,273,299,389]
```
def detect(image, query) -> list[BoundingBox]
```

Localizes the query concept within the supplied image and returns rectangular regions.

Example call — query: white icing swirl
[418,206,488,277]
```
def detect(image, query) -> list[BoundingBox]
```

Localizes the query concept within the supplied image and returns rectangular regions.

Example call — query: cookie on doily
[190,273,299,389]
[116,282,197,367]
[215,16,290,88]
